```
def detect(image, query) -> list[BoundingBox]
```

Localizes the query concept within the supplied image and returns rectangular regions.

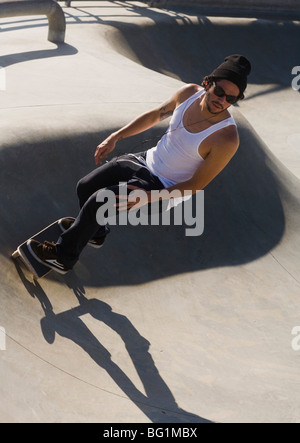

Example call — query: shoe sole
[88,241,105,249]
[27,240,69,275]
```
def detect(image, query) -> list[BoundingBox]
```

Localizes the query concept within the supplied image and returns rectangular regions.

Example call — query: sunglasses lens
[226,96,237,104]
[213,85,224,98]
[213,84,237,104]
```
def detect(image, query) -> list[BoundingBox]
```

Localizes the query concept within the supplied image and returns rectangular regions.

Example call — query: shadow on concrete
[0,43,78,68]
[0,115,285,289]
[1,3,300,423]
[2,2,299,94]
[13,258,211,423]
[106,15,300,91]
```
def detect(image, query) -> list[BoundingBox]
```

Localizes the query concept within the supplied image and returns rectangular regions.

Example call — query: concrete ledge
[147,0,300,20]
[0,0,66,43]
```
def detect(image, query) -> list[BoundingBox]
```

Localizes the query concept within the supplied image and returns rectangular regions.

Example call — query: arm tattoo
[159,105,173,121]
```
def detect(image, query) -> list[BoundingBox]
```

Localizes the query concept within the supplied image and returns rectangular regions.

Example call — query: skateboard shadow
[14,260,210,423]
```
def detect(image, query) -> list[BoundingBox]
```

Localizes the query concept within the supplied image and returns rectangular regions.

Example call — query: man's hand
[115,185,150,212]
[95,134,118,165]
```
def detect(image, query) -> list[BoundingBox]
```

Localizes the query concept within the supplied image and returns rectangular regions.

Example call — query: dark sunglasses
[212,82,239,104]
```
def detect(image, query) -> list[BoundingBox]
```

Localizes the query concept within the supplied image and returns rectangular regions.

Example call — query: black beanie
[210,54,251,95]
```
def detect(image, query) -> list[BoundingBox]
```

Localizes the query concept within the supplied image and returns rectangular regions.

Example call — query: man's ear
[204,80,211,91]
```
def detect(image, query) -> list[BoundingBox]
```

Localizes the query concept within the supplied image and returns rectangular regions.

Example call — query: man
[28,54,251,274]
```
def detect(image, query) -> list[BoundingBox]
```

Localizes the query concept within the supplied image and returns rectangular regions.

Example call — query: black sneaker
[27,239,70,275]
[88,236,107,249]
[58,218,108,249]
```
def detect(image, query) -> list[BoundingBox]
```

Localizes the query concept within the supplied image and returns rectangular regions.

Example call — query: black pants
[56,153,164,268]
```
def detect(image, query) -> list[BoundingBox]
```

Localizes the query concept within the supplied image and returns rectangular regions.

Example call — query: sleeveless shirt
[146,89,236,188]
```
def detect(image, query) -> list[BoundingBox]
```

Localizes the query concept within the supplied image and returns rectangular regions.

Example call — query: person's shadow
[14,261,210,423]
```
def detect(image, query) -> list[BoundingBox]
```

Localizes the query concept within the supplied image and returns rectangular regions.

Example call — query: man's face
[205,79,240,114]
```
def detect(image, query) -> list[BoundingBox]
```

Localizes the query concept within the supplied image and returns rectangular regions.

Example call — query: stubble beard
[204,92,226,115]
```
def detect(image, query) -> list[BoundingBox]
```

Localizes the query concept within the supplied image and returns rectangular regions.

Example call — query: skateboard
[11,218,75,279]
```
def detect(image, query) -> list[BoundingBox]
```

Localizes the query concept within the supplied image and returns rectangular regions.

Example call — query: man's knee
[82,191,99,215]
[76,178,84,199]
[77,177,91,206]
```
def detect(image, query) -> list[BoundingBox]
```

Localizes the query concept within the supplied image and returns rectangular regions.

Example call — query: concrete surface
[0,1,300,423]
[152,0,300,20]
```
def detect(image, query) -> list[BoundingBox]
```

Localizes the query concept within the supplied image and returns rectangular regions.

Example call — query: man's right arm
[94,101,174,165]
[94,83,200,165]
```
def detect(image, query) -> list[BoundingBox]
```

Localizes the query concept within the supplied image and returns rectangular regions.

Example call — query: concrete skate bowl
[106,15,300,89]
[1,7,300,423]
[0,117,294,280]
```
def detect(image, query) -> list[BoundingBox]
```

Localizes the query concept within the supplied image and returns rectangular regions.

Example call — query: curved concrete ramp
[0,2,300,423]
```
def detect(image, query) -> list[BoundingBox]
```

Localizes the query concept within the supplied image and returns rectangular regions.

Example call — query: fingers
[115,188,150,211]
[115,196,139,212]
[94,144,107,165]
[115,195,130,212]
[94,136,117,165]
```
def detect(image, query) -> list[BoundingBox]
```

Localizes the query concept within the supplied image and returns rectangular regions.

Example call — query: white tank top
[146,89,236,188]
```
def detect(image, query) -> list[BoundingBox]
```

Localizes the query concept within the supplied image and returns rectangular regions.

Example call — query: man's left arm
[117,128,239,210]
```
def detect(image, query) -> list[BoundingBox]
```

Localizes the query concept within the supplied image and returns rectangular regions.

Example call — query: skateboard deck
[12,217,75,279]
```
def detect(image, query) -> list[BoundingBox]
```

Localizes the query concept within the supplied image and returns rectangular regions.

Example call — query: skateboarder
[28,54,251,274]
